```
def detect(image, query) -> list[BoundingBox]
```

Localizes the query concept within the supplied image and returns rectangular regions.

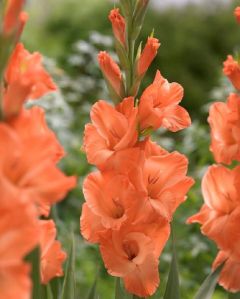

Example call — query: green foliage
[61,235,76,299]
[163,229,180,299]
[194,264,224,299]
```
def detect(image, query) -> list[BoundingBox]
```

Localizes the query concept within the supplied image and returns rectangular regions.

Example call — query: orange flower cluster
[0,3,76,299]
[81,5,194,298]
[188,7,240,294]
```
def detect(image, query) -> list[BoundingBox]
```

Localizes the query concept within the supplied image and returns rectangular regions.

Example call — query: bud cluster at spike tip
[0,2,76,298]
[81,3,194,297]
[187,6,240,294]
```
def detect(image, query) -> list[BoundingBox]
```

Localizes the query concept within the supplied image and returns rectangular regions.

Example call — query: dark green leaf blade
[194,264,224,299]
[86,276,98,299]
[50,277,61,299]
[60,235,76,299]
[25,246,42,299]
[42,284,54,299]
[229,292,240,299]
[163,232,180,299]
[115,278,132,299]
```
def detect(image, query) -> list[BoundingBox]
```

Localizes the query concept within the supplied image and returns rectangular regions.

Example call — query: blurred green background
[23,0,239,298]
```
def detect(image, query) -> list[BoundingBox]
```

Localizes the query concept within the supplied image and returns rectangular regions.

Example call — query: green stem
[126,15,136,95]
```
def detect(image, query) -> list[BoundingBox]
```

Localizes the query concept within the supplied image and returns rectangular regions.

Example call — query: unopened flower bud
[109,8,126,47]
[98,51,123,97]
[3,0,25,36]
[137,37,160,76]
[234,7,240,24]
[223,55,240,90]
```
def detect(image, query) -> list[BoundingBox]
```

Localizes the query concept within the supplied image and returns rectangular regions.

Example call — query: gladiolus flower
[223,55,240,90]
[3,0,25,35]
[98,51,123,97]
[39,220,67,284]
[83,98,140,170]
[136,150,194,222]
[208,93,240,164]
[138,70,191,132]
[234,7,240,24]
[0,108,76,216]
[187,165,240,254]
[100,222,170,297]
[3,43,57,118]
[213,251,240,293]
[109,9,126,46]
[0,187,38,299]
[82,171,142,231]
[137,37,160,76]
[80,203,105,243]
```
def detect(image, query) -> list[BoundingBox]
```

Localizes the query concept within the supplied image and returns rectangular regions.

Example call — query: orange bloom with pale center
[0,108,76,216]
[208,93,240,165]
[39,220,67,284]
[223,55,240,90]
[137,37,160,76]
[83,97,140,170]
[109,9,126,46]
[135,143,194,222]
[100,222,170,297]
[187,165,240,254]
[138,70,191,132]
[3,43,57,119]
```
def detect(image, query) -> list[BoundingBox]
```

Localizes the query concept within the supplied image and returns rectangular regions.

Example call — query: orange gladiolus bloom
[98,51,123,97]
[39,220,67,284]
[3,43,57,118]
[223,55,240,90]
[0,187,38,299]
[0,108,76,216]
[82,171,142,231]
[136,149,194,222]
[187,165,240,254]
[213,251,240,293]
[83,98,139,170]
[100,222,170,297]
[208,93,240,164]
[234,7,240,24]
[3,0,25,35]
[137,37,160,76]
[138,70,191,132]
[109,9,126,46]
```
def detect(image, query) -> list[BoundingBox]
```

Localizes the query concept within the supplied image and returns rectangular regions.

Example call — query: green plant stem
[125,3,136,96]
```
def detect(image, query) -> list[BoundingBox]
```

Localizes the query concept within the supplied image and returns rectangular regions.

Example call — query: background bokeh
[23,0,239,298]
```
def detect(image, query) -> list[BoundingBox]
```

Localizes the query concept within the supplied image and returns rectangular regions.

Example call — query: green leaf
[86,276,98,299]
[50,277,61,299]
[163,230,180,299]
[229,292,240,299]
[115,278,132,299]
[194,264,224,299]
[25,246,42,299]
[60,235,76,299]
[42,284,54,299]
